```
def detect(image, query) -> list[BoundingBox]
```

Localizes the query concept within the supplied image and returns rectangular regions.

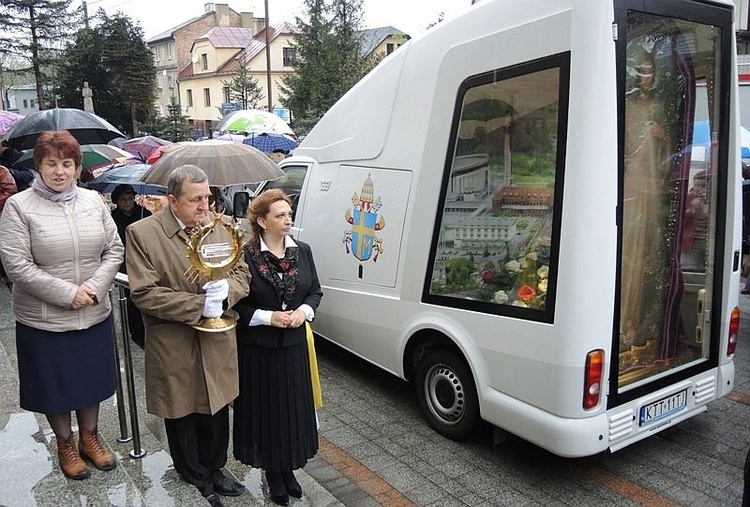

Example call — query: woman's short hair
[167,164,208,198]
[247,188,292,239]
[33,131,82,169]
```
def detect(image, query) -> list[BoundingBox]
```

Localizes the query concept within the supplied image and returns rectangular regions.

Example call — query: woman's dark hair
[247,189,292,240]
[33,131,82,169]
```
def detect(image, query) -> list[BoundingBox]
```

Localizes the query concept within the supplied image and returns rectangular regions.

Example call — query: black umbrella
[4,108,125,150]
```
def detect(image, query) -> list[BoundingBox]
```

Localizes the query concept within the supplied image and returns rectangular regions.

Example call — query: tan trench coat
[125,208,250,419]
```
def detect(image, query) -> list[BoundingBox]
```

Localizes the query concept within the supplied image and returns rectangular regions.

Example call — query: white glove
[202,297,223,319]
[203,279,229,301]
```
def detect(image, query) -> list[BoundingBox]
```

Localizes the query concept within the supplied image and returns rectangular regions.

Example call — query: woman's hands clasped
[71,283,98,309]
[271,309,305,329]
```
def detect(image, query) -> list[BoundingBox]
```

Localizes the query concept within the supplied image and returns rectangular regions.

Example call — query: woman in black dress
[234,189,322,506]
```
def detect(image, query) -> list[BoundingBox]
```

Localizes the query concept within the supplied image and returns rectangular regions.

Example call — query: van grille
[693,375,716,404]
[608,409,634,440]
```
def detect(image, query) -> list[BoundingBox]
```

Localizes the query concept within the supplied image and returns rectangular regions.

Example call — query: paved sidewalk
[0,282,347,507]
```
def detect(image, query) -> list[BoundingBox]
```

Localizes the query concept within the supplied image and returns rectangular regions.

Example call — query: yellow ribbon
[306,322,323,409]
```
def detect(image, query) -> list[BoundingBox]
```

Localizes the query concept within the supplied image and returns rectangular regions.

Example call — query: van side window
[424,53,569,323]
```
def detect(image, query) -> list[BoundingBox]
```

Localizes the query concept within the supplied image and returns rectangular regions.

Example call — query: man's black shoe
[213,475,245,497]
[203,493,225,507]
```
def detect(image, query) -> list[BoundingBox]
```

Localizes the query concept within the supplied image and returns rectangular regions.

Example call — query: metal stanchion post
[114,273,146,458]
[109,287,131,443]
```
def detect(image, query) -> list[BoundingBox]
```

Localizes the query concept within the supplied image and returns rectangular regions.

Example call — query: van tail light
[583,349,604,410]
[728,306,740,356]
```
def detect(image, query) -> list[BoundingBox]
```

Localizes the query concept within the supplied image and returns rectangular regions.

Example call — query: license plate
[639,389,688,426]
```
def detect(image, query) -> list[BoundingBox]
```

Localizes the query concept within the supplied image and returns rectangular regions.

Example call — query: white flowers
[493,290,509,303]
[505,260,521,272]
[537,265,549,280]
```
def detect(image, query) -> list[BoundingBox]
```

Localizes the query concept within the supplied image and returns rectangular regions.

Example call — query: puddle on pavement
[0,412,52,507]
[240,466,265,498]
[138,449,176,506]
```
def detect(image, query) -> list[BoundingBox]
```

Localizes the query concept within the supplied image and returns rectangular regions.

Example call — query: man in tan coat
[126,165,249,507]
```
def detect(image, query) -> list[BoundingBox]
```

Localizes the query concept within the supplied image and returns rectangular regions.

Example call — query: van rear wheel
[415,349,479,440]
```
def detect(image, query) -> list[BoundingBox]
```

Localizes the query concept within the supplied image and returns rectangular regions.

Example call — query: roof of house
[357,26,408,58]
[148,12,213,43]
[179,22,299,80]
[236,22,299,65]
[147,5,248,43]
[195,26,256,49]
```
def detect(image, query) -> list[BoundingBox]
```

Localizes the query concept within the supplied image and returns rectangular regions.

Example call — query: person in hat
[111,183,151,348]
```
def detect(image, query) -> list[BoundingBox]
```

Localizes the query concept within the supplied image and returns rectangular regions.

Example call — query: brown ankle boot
[57,434,90,480]
[79,428,117,471]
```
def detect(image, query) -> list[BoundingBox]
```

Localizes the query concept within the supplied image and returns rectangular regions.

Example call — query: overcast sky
[85,0,474,39]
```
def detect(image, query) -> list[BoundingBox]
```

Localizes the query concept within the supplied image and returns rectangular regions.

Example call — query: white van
[266,0,742,457]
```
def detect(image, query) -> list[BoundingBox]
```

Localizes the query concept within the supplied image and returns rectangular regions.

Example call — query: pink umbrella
[123,135,172,161]
[0,110,24,137]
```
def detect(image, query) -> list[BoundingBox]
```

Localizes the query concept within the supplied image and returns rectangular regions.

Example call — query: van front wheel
[415,349,479,440]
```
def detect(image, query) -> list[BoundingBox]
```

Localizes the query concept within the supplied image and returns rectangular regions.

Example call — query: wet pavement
[0,282,344,507]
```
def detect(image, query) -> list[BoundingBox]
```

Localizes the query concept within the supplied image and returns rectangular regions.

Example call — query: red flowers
[517,284,536,302]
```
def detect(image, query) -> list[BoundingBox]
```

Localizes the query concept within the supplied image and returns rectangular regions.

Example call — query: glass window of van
[425,54,569,323]
[616,9,725,391]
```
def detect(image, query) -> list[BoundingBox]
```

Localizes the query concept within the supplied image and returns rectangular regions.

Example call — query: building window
[187,89,193,107]
[223,86,231,103]
[201,53,208,70]
[30,99,34,108]
[283,47,296,67]
[204,88,211,107]
[23,99,28,108]
[386,43,395,55]
[167,43,173,60]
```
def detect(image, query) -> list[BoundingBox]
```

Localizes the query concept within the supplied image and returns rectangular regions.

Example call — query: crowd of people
[0,130,321,507]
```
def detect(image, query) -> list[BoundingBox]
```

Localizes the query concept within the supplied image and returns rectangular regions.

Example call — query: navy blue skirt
[16,316,117,414]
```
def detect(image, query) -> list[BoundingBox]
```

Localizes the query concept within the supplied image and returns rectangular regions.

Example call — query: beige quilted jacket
[0,186,124,332]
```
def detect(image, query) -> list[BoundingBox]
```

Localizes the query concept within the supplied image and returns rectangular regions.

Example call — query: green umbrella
[14,144,133,171]
[215,109,295,136]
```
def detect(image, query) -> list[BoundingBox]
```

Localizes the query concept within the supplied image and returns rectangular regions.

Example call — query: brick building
[147,3,263,117]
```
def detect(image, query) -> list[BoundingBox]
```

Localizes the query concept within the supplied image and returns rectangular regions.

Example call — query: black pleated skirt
[16,316,117,414]
[233,339,318,472]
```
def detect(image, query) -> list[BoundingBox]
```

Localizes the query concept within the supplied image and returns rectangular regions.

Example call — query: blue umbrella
[692,120,750,159]
[242,132,298,153]
[742,125,750,159]
[85,163,166,195]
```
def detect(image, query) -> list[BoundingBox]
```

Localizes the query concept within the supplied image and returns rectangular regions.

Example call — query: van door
[613,1,732,397]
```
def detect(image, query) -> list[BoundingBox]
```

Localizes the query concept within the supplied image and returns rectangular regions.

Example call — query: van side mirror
[234,192,250,219]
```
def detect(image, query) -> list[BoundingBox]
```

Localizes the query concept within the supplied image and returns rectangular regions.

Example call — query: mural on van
[429,64,561,314]
[343,174,386,263]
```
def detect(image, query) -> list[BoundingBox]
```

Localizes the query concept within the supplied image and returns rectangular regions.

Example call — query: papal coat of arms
[343,174,386,262]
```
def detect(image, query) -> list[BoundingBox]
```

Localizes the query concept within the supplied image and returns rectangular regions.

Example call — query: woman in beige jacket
[0,131,124,480]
